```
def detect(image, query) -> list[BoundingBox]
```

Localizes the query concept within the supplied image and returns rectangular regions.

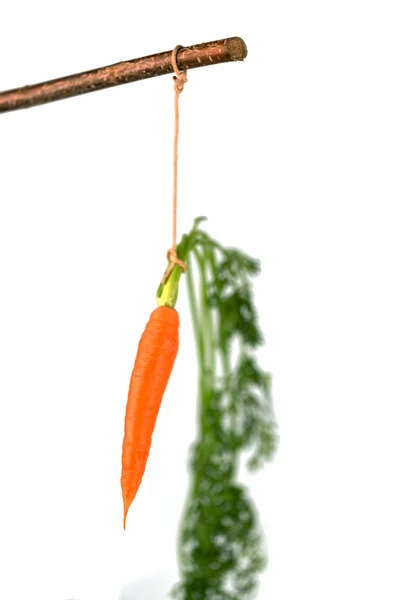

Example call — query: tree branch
[0,37,247,114]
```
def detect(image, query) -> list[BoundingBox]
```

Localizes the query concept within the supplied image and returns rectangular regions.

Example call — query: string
[161,45,188,284]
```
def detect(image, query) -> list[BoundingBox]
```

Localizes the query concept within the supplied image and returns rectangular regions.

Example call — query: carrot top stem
[156,216,207,308]
[157,263,183,308]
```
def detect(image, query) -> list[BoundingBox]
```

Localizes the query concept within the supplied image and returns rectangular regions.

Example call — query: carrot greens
[172,219,278,600]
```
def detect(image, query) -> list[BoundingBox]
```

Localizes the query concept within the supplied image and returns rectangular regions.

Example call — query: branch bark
[0,37,247,114]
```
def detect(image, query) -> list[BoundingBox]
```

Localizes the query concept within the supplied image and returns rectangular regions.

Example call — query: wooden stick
[0,37,247,114]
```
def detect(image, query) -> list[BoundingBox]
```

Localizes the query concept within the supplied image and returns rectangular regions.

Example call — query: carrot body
[121,305,179,528]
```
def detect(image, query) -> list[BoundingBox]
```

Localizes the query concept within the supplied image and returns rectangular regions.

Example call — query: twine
[161,45,188,284]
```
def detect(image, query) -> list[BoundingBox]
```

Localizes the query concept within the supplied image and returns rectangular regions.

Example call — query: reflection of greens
[171,219,279,600]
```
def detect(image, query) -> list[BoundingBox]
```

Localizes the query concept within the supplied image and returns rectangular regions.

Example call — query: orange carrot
[121,305,179,528]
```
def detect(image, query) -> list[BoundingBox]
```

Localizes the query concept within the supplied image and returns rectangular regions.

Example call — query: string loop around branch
[171,45,188,93]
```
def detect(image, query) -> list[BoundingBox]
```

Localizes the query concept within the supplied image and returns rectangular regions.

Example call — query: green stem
[193,247,215,437]
[185,254,203,372]
[175,253,204,577]
[206,247,238,483]
[207,246,230,379]
[157,263,183,308]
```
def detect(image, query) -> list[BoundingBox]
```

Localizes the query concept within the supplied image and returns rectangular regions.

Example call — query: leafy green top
[170,219,278,600]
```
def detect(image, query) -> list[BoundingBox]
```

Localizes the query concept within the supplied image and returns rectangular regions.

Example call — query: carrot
[121,305,179,528]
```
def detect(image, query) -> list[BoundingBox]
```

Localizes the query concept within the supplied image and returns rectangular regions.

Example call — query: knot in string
[173,71,187,94]
[160,45,188,286]
[165,247,187,277]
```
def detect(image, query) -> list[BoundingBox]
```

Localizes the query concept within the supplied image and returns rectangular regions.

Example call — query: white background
[1,1,400,599]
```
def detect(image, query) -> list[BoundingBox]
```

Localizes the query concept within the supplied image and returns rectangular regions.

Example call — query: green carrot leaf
[173,218,278,600]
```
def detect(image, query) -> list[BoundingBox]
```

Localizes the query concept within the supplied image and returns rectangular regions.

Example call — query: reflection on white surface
[120,570,176,600]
